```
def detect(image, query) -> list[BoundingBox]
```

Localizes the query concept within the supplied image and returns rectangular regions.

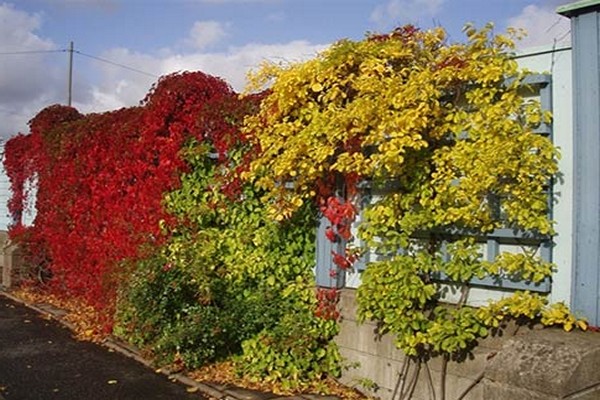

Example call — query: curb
[0,290,227,399]
[0,290,341,400]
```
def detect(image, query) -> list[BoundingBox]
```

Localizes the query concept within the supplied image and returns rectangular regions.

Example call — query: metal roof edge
[557,0,600,17]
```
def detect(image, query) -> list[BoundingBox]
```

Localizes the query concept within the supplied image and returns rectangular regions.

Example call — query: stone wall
[336,288,600,400]
[483,329,600,399]
[0,232,26,288]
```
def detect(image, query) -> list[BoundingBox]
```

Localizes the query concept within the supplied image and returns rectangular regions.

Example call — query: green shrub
[115,256,291,368]
[114,136,342,385]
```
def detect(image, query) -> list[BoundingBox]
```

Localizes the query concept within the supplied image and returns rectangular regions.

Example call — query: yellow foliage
[242,23,580,357]
[243,24,558,236]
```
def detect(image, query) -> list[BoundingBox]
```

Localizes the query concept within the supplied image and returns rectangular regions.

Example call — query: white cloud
[507,3,571,49]
[76,40,327,114]
[370,0,445,27]
[162,40,327,90]
[186,21,228,50]
[0,3,325,138]
[0,5,50,50]
[74,47,159,113]
[0,4,64,139]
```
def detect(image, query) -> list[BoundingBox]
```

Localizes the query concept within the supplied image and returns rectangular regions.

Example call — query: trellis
[316,74,554,294]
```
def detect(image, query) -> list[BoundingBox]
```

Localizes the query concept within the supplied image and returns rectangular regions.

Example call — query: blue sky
[0,0,570,139]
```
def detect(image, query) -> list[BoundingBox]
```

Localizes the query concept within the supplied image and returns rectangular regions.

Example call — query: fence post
[558,0,600,325]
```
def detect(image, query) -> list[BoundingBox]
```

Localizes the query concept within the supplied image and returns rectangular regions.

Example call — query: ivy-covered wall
[243,25,586,398]
[332,41,581,400]
[3,23,589,398]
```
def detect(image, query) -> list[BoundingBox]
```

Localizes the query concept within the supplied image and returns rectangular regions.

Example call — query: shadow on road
[0,296,207,400]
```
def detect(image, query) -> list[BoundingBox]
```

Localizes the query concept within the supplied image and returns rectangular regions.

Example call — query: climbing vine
[5,69,343,391]
[4,72,237,314]
[117,137,340,390]
[244,23,586,397]
[4,22,589,398]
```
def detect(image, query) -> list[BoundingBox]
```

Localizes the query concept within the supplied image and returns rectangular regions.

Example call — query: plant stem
[440,354,448,400]
[392,357,409,400]
[425,360,437,400]
[402,360,421,400]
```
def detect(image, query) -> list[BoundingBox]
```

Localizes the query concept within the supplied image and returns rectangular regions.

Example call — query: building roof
[557,0,600,17]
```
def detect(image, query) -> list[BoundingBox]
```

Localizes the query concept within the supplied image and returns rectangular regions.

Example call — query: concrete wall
[0,231,24,288]
[337,288,600,400]
[337,289,496,400]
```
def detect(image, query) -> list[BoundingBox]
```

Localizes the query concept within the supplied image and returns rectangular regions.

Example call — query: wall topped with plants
[243,22,587,393]
[4,23,586,396]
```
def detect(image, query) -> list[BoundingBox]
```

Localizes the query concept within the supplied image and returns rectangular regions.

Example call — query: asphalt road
[0,296,208,400]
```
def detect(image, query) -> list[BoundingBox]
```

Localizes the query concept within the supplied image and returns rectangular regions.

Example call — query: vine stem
[458,283,470,307]
[440,354,448,400]
[424,360,437,400]
[401,361,421,400]
[392,357,409,400]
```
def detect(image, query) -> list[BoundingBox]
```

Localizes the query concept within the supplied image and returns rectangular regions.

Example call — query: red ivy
[315,288,340,321]
[4,71,259,320]
[320,195,356,242]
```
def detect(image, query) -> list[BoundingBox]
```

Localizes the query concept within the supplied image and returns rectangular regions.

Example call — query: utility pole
[67,41,74,106]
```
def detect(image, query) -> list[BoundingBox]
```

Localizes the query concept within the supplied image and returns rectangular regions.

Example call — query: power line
[74,50,159,78]
[0,46,159,78]
[0,107,23,117]
[0,49,65,55]
[1,44,161,105]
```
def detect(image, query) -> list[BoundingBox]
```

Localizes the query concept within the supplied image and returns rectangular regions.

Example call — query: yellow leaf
[311,83,323,92]
[107,380,118,385]
[186,387,199,393]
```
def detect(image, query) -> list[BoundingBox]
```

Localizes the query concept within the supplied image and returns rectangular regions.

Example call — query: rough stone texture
[484,379,600,400]
[484,328,600,398]
[336,288,600,400]
[569,387,600,400]
[482,380,558,400]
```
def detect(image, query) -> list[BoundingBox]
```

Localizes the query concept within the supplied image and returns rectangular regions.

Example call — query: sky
[0,0,572,140]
